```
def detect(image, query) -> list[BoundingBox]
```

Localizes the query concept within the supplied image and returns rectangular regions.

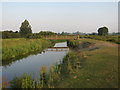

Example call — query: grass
[82,35,120,44]
[57,39,118,88]
[2,38,67,62]
[2,38,52,61]
[67,40,79,48]
[10,62,61,88]
[2,38,118,88]
[8,51,83,88]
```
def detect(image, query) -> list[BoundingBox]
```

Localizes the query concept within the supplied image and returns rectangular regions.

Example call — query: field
[58,39,118,88]
[82,35,120,44]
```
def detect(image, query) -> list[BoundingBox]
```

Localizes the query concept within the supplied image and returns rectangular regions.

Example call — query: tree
[98,27,108,36]
[19,20,32,36]
[2,31,21,39]
[39,31,55,36]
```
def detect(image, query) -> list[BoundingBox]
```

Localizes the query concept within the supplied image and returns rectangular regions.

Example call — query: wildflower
[73,76,77,79]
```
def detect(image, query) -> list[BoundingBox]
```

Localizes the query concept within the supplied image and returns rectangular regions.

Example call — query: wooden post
[56,35,57,39]
[78,34,79,40]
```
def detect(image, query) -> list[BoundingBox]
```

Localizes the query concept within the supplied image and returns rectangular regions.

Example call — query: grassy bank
[2,38,52,61]
[82,35,120,44]
[58,39,118,88]
[2,38,67,62]
[2,38,118,88]
[9,50,85,88]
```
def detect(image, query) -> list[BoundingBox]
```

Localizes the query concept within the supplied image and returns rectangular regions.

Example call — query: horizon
[1,2,118,33]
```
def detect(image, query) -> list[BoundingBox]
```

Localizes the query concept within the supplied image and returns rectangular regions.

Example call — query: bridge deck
[45,47,69,51]
[48,47,69,49]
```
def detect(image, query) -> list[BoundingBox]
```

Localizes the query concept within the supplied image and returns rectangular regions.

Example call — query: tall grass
[82,35,120,44]
[2,38,52,61]
[67,40,79,48]
[0,78,10,89]
[10,62,61,88]
[10,51,86,88]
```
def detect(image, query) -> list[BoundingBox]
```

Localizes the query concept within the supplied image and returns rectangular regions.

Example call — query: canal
[1,42,69,82]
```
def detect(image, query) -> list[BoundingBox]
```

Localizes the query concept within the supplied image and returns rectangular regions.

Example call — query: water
[1,42,69,82]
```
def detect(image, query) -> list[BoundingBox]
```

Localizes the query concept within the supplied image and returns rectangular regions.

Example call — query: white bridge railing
[45,47,69,51]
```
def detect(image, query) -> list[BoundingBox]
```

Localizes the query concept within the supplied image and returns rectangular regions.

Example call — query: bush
[67,40,79,48]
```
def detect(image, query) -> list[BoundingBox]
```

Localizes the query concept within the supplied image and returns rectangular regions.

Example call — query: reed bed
[9,51,86,88]
[2,38,52,61]
[67,40,79,48]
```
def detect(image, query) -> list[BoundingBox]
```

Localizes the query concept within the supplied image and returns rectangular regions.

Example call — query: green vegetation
[67,40,79,48]
[3,38,118,88]
[2,31,21,39]
[67,39,95,49]
[10,63,60,88]
[83,35,120,44]
[10,51,85,88]
[39,31,55,36]
[2,38,52,61]
[19,20,32,37]
[2,38,67,66]
[98,26,108,36]
[57,39,118,88]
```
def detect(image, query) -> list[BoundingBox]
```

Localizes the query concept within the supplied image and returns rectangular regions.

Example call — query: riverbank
[2,38,66,65]
[57,39,118,88]
[2,38,118,88]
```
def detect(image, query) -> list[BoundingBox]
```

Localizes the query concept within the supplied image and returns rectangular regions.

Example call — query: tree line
[2,19,119,39]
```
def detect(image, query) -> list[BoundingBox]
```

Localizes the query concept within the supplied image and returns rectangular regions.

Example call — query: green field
[82,35,120,44]
[57,39,118,88]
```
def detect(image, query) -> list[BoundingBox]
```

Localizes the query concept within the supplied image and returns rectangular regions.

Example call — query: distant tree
[57,32,61,35]
[61,32,65,35]
[90,32,97,35]
[39,31,55,36]
[61,31,70,35]
[19,20,32,37]
[98,27,108,36]
[2,31,21,39]
[15,31,18,33]
[111,32,120,35]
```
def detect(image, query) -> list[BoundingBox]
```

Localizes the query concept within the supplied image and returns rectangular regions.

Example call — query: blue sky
[1,2,118,33]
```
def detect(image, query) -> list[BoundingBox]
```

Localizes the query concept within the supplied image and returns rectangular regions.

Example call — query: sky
[0,1,118,33]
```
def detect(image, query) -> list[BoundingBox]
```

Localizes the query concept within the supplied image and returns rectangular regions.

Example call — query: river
[1,42,69,82]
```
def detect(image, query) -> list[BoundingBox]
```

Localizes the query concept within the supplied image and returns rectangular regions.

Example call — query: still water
[1,42,69,81]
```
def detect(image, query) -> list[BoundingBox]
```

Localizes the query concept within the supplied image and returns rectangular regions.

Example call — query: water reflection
[1,42,69,81]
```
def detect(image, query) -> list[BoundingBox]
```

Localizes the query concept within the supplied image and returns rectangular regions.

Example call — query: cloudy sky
[1,1,118,33]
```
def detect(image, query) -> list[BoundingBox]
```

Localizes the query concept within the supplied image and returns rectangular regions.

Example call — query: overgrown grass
[57,39,118,88]
[3,38,118,88]
[10,63,60,88]
[67,40,79,48]
[82,35,120,44]
[67,39,94,50]
[2,38,52,61]
[2,38,67,66]
[9,51,86,88]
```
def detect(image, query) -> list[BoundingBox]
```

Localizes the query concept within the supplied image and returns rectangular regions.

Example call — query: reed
[39,65,47,88]
[0,78,10,89]
[2,38,52,61]
[10,51,85,88]
[67,40,79,48]
[48,66,54,88]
